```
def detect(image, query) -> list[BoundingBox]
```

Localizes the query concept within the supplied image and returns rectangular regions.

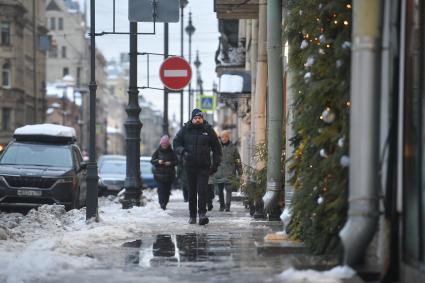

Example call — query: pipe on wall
[339,0,382,266]
[263,0,283,212]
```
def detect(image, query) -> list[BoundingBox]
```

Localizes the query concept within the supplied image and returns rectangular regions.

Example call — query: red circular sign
[159,56,192,91]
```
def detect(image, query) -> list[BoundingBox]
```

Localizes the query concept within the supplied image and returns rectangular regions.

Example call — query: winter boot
[219,205,225,212]
[188,217,196,224]
[198,214,209,225]
[225,204,230,212]
[207,203,213,211]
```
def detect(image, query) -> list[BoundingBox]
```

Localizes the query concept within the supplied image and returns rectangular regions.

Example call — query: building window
[58,17,63,30]
[50,17,56,30]
[1,22,11,46]
[2,63,11,88]
[49,45,57,58]
[2,108,11,131]
[62,46,67,58]
[63,67,69,77]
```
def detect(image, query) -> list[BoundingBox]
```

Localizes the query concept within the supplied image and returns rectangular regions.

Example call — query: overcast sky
[86,0,219,124]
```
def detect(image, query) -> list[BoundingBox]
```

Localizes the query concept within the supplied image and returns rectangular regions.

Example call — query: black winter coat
[151,146,178,183]
[173,121,222,169]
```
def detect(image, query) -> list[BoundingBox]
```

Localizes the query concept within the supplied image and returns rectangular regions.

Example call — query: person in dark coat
[176,155,188,202]
[214,130,242,212]
[151,135,178,210]
[173,109,222,225]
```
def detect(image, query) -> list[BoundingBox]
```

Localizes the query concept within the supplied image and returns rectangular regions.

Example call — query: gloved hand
[183,151,192,160]
[209,166,218,176]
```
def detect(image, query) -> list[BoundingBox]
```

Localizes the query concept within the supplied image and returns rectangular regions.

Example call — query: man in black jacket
[173,109,222,225]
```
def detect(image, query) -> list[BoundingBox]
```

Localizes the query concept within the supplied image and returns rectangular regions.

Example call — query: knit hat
[159,135,170,146]
[191,108,203,119]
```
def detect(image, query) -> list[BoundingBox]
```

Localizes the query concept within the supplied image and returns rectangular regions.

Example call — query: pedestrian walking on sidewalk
[214,130,242,212]
[151,135,178,210]
[173,108,222,225]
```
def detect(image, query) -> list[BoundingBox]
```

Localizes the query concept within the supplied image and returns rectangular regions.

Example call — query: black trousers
[207,184,215,205]
[182,185,188,201]
[217,183,232,208]
[186,167,209,217]
[157,181,172,206]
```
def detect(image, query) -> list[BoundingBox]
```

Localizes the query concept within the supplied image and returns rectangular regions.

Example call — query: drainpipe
[254,0,267,171]
[339,0,381,266]
[263,0,283,212]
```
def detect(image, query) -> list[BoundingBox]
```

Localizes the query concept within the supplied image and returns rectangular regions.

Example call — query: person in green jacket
[214,130,242,212]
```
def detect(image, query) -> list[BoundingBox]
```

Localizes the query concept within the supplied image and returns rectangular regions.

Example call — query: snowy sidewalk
[0,190,359,283]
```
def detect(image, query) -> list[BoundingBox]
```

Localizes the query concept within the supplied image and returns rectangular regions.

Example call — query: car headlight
[58,177,73,183]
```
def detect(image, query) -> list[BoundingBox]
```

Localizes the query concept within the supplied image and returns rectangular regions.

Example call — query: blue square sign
[198,96,216,112]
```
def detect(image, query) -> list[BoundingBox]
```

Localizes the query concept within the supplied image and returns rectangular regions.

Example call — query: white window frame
[1,22,11,46]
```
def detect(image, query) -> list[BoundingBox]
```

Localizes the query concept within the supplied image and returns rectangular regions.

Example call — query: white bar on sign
[164,70,188,77]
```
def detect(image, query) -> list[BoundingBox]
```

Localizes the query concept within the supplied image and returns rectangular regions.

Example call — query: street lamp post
[185,11,195,115]
[122,22,143,209]
[194,50,211,123]
[86,0,99,220]
[193,50,203,95]
[180,0,188,126]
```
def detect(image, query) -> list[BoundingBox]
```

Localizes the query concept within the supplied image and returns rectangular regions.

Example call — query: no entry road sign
[159,56,192,91]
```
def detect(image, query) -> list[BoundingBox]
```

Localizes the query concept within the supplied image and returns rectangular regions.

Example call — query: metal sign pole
[163,23,169,135]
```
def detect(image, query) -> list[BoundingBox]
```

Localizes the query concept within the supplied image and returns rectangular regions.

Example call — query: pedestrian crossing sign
[198,95,216,112]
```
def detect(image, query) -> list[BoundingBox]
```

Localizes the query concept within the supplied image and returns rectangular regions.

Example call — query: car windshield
[140,161,152,174]
[100,161,126,174]
[0,143,73,168]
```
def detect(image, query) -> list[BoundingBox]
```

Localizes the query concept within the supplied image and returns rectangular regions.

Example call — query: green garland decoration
[286,0,352,254]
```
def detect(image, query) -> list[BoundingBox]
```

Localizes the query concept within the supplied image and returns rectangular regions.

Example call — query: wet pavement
[28,192,338,283]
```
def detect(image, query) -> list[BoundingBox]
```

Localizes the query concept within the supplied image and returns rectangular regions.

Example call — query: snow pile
[0,190,172,282]
[219,74,244,93]
[0,204,86,244]
[0,239,97,283]
[279,266,356,283]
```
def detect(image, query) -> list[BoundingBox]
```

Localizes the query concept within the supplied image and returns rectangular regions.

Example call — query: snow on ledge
[219,74,244,93]
[107,127,122,134]
[14,124,76,138]
[279,266,356,283]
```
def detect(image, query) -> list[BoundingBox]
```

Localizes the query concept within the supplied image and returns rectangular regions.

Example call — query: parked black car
[0,124,87,211]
